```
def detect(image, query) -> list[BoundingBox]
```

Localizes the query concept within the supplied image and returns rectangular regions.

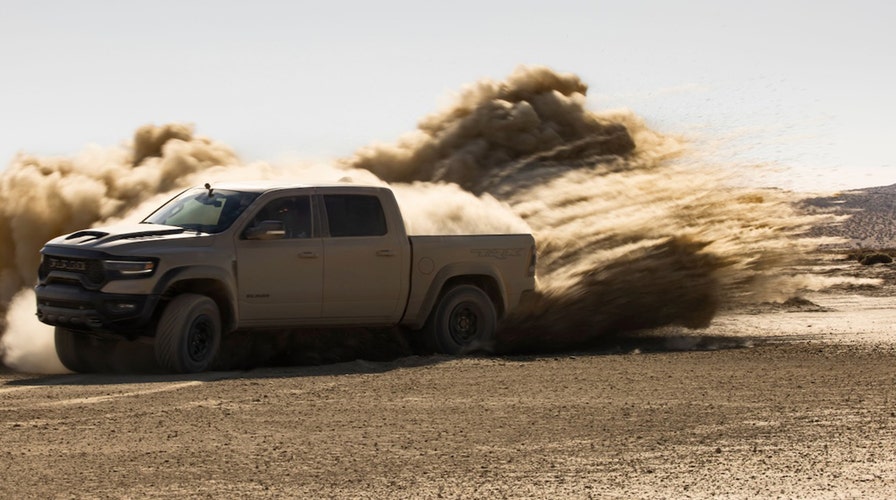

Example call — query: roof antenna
[204,183,214,197]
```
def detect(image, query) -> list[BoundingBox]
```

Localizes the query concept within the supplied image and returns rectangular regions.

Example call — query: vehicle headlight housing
[103,259,157,279]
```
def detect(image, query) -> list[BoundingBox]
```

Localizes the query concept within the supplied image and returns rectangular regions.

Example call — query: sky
[1,0,894,192]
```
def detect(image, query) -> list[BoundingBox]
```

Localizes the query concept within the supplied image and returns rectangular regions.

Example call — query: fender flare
[409,262,507,329]
[151,265,239,330]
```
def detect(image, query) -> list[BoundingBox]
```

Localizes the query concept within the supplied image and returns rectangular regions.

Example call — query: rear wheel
[426,285,497,355]
[155,294,221,373]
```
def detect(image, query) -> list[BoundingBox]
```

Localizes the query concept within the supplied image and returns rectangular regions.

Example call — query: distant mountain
[802,184,896,248]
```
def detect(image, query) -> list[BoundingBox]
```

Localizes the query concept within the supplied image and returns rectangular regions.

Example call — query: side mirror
[245,220,286,240]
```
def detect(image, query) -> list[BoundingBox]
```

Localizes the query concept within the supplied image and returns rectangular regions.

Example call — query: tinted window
[323,195,387,237]
[244,196,312,239]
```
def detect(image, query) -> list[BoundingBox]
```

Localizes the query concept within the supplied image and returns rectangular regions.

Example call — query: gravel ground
[2,293,896,499]
[2,257,896,498]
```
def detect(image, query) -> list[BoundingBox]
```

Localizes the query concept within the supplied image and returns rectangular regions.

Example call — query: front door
[234,195,323,323]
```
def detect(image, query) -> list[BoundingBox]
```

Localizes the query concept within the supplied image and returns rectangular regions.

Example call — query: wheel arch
[407,266,506,330]
[153,266,237,334]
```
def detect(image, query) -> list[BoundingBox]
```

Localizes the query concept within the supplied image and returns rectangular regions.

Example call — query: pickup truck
[35,182,536,373]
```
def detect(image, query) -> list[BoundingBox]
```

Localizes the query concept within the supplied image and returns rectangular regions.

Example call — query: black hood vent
[62,226,185,245]
[64,230,108,243]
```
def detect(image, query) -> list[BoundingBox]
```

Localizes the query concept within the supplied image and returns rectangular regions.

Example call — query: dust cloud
[0,125,229,354]
[344,65,829,351]
[0,66,831,372]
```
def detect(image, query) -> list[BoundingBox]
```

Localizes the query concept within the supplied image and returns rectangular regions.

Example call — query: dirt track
[3,286,896,499]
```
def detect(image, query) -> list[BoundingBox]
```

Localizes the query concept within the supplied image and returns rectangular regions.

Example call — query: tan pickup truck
[36,182,536,373]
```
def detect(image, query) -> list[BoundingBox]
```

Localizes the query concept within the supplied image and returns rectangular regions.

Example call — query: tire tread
[155,294,221,373]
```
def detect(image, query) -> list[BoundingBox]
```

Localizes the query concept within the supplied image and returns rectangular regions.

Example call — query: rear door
[320,192,405,321]
[234,194,323,323]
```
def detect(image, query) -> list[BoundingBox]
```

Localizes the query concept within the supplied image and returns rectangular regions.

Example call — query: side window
[244,196,312,239]
[323,194,387,237]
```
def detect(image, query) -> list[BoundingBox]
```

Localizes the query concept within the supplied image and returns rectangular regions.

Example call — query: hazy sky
[1,0,894,191]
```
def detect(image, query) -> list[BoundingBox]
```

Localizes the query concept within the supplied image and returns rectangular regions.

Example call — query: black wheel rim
[448,302,480,345]
[187,314,214,363]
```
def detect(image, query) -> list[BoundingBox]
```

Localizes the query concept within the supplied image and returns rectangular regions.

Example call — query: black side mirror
[245,220,286,240]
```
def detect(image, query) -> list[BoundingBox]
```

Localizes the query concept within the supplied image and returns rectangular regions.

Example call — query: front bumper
[35,283,160,335]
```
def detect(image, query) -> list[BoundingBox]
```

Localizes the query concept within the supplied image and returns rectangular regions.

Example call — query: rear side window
[323,194,387,237]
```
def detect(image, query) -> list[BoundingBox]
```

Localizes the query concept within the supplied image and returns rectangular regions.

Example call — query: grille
[40,255,105,286]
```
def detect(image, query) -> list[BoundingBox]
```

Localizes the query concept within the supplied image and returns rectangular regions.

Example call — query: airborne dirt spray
[344,66,830,351]
[0,66,830,373]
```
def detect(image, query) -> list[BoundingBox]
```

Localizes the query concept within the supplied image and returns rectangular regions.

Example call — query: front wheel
[55,327,94,373]
[55,328,116,373]
[155,294,221,373]
[426,285,497,355]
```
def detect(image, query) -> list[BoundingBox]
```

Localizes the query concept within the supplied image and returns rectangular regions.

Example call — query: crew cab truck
[35,182,536,373]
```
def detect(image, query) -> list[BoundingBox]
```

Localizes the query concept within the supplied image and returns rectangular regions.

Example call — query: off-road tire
[426,285,497,355]
[55,327,92,373]
[55,327,115,373]
[155,294,221,373]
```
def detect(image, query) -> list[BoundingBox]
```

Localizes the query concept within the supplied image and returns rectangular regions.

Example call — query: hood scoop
[64,225,186,244]
[65,230,108,243]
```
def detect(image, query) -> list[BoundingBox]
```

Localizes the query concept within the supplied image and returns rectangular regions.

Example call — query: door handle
[298,251,319,259]
[376,249,396,257]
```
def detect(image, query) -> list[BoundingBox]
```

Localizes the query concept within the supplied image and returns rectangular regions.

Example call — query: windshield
[143,188,260,233]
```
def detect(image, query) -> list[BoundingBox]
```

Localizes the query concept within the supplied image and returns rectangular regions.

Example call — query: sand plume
[1,66,835,371]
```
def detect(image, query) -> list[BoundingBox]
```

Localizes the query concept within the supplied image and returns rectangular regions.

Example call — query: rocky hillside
[803,183,896,249]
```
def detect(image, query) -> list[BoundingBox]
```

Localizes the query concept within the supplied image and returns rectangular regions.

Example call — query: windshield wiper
[178,224,210,234]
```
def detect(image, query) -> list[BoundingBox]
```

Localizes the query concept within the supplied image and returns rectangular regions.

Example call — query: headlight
[103,259,156,277]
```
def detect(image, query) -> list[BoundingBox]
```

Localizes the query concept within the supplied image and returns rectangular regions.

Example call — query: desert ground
[1,253,895,499]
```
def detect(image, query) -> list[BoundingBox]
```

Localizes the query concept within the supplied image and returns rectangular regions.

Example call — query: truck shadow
[214,327,767,371]
[2,355,441,387]
[4,328,766,387]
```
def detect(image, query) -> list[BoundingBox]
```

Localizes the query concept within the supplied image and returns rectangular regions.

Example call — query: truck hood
[45,223,213,251]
